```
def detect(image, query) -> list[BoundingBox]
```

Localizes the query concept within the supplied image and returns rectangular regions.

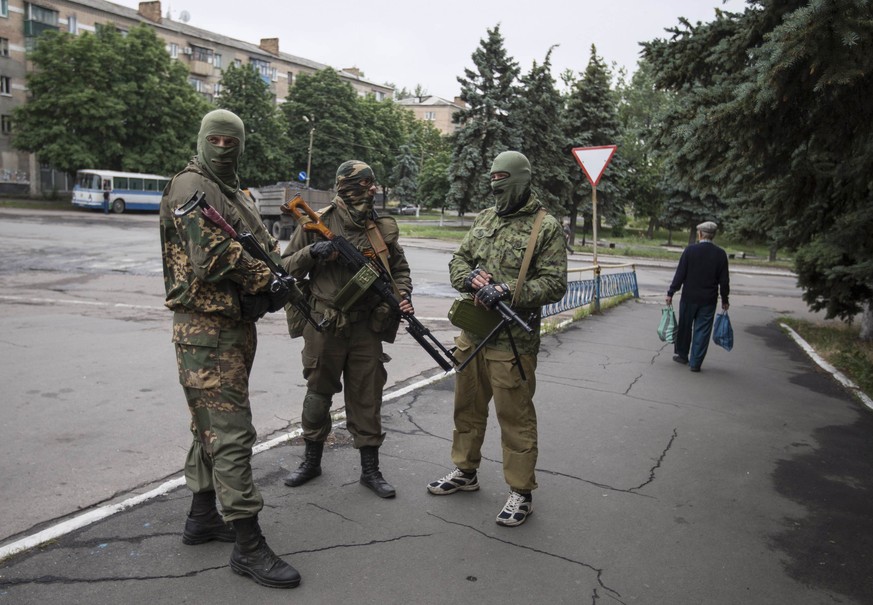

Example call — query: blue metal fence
[542,265,639,318]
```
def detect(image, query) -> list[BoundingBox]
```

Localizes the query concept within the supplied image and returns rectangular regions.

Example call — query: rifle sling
[365,220,402,299]
[511,208,547,308]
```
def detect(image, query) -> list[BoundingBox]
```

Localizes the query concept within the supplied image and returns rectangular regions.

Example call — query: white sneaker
[495,491,533,526]
[426,468,479,495]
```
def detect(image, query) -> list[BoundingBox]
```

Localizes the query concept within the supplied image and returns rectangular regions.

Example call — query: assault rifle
[175,191,324,331]
[281,194,457,373]
[454,269,535,381]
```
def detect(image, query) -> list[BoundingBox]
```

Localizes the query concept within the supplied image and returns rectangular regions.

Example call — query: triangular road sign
[571,145,617,187]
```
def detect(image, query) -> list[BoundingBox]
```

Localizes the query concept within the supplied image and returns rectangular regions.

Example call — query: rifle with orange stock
[280,194,457,372]
[175,191,324,331]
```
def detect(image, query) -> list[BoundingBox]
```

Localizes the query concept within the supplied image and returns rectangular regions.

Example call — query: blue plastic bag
[712,312,733,351]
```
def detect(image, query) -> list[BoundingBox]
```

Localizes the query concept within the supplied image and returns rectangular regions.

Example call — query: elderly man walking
[666,221,730,372]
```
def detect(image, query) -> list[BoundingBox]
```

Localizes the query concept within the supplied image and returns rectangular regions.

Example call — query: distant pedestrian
[666,221,730,372]
[102,180,111,214]
[563,220,574,254]
[426,150,567,527]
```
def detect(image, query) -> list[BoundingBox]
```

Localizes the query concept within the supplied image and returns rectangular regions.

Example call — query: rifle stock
[281,195,457,373]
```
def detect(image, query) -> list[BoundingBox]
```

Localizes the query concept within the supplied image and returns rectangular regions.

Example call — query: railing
[542,263,639,318]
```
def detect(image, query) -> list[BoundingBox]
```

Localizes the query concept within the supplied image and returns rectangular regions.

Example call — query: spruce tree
[644,1,873,335]
[391,143,419,204]
[447,25,521,215]
[563,45,625,240]
[514,47,571,218]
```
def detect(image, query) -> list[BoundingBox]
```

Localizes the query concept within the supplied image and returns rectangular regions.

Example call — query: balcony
[24,20,59,37]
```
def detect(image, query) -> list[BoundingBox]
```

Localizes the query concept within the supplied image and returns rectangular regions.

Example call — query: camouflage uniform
[281,190,411,448]
[447,161,567,494]
[160,134,279,522]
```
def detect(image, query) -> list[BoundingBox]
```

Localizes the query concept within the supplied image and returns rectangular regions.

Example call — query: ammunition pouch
[335,264,379,312]
[369,301,400,343]
[448,296,501,338]
[284,278,312,338]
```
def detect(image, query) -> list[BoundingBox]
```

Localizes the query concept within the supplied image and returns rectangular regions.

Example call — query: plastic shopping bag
[712,311,734,351]
[657,306,677,343]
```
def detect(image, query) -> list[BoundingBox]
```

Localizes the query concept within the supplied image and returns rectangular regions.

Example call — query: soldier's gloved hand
[240,293,271,322]
[475,282,510,309]
[463,268,484,292]
[399,292,414,315]
[309,241,336,262]
[266,275,303,312]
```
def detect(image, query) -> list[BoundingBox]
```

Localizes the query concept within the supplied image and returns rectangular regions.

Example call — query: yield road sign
[571,145,617,186]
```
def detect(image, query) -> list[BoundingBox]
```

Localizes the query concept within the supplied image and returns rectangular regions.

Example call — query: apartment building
[0,0,393,193]
[395,95,466,135]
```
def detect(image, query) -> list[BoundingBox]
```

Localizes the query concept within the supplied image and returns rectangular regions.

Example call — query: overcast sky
[117,0,747,99]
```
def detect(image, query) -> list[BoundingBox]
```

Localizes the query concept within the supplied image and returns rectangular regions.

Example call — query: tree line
[11,1,873,336]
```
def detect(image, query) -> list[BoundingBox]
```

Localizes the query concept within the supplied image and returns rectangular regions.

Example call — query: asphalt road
[0,207,846,578]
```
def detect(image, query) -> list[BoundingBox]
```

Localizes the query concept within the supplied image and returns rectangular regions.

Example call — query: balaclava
[490,151,531,217]
[197,109,245,196]
[335,160,376,224]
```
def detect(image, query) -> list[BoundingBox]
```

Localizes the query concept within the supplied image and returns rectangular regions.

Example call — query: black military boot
[182,490,235,545]
[230,516,301,589]
[283,439,324,487]
[359,446,396,498]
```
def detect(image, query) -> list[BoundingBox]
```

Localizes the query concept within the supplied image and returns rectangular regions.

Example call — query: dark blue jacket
[668,240,730,306]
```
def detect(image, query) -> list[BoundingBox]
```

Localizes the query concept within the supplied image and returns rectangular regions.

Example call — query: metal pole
[305,127,314,189]
[591,185,598,266]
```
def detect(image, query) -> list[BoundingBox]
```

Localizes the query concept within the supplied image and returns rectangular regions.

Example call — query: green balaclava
[490,150,531,217]
[335,160,376,223]
[196,109,245,196]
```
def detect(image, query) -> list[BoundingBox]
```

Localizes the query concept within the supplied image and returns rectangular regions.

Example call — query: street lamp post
[303,115,314,189]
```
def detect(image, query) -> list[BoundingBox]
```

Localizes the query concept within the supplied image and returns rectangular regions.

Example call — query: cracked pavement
[2,301,872,604]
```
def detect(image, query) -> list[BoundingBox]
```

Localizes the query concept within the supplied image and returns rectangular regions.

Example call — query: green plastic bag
[657,306,677,343]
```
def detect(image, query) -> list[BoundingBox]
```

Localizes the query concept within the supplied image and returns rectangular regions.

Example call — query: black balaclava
[335,160,376,224]
[490,151,531,217]
[196,109,245,197]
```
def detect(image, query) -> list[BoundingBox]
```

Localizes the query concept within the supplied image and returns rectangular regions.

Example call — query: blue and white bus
[72,169,170,213]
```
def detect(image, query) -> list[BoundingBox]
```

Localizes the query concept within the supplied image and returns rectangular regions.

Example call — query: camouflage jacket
[159,160,277,320]
[281,198,412,334]
[449,192,567,354]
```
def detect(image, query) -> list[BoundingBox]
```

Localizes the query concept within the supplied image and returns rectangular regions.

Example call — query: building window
[287,71,294,86]
[424,111,436,121]
[169,43,178,58]
[375,91,385,101]
[213,82,222,96]
[233,58,241,67]
[191,45,213,63]
[0,76,9,95]
[1,115,12,135]
[1,0,8,18]
[24,3,59,47]
[213,53,222,69]
[67,14,77,34]
[0,38,8,57]
[188,77,203,92]
[250,58,271,84]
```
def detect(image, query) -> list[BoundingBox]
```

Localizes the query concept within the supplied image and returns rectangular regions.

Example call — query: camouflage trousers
[299,317,388,448]
[450,332,539,492]
[172,311,263,521]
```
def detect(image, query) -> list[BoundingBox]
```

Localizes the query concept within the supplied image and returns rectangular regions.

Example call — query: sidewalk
[1,300,871,604]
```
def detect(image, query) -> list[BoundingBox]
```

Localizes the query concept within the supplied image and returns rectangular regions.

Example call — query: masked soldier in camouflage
[160,109,301,589]
[426,151,567,527]
[280,160,414,499]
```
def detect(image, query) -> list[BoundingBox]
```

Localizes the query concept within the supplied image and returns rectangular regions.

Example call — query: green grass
[780,317,873,401]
